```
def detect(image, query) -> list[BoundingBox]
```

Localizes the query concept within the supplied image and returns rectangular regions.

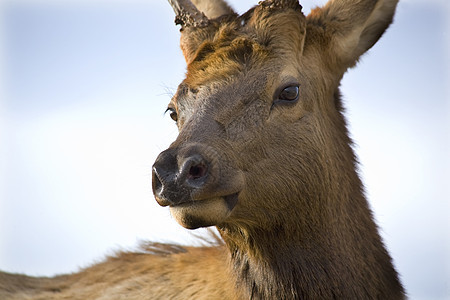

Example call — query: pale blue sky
[0,0,449,299]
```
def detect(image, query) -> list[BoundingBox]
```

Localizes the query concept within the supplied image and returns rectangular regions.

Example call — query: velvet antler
[168,0,210,27]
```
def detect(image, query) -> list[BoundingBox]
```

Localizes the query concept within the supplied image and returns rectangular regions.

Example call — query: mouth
[168,193,239,229]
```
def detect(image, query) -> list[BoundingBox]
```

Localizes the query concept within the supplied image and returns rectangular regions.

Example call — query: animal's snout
[152,143,244,229]
[152,149,211,207]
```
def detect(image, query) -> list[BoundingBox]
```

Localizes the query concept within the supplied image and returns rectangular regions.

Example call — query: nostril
[188,163,208,180]
[179,154,209,188]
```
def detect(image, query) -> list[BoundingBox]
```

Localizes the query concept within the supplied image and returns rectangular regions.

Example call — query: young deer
[0,0,405,299]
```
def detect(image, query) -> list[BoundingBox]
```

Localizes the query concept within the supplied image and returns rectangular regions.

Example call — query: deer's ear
[307,0,399,71]
[174,0,237,63]
[191,0,235,19]
[180,26,216,64]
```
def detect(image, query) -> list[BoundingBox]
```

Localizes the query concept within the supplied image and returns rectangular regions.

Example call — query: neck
[218,191,404,299]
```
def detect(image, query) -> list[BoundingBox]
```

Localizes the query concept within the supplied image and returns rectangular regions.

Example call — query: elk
[0,0,405,299]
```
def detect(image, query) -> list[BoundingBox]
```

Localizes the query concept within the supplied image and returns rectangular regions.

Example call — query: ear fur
[180,26,217,64]
[179,0,236,63]
[307,0,399,72]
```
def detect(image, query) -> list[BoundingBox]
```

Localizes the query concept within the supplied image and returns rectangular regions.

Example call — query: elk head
[153,0,398,232]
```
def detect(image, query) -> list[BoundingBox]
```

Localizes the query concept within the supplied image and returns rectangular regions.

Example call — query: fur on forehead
[182,3,307,88]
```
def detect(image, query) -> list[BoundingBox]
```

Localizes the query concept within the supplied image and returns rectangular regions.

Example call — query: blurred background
[0,0,448,298]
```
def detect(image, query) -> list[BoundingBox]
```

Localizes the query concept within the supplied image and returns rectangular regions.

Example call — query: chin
[169,197,234,229]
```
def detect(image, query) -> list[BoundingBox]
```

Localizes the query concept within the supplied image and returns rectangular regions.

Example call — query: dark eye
[277,85,299,102]
[165,107,178,122]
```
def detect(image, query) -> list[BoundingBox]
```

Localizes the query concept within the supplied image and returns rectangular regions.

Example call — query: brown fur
[1,243,238,299]
[1,0,405,299]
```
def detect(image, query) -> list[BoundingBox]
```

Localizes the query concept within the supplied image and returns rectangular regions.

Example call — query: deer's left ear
[168,0,237,63]
[307,0,399,71]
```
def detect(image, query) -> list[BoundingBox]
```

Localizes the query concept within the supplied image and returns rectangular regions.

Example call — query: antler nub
[168,0,210,28]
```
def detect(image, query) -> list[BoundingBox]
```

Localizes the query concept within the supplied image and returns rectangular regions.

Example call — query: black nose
[152,150,209,206]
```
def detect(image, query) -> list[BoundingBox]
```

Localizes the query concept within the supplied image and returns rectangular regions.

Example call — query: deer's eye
[165,107,178,122]
[277,85,299,103]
